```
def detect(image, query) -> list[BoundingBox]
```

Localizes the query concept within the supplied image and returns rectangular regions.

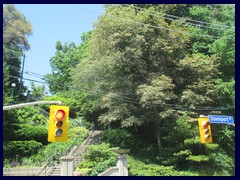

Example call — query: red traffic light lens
[55,109,65,120]
[202,121,210,129]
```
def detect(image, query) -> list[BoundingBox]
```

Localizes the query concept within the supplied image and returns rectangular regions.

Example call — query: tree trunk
[153,107,163,152]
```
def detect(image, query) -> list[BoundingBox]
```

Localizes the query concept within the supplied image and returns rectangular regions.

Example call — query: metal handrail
[36,151,60,176]
[72,131,96,170]
[36,137,81,176]
[37,129,92,176]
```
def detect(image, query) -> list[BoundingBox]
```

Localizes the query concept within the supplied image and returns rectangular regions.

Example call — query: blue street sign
[208,115,234,124]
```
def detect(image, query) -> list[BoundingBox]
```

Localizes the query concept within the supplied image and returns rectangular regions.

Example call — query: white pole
[3,101,62,111]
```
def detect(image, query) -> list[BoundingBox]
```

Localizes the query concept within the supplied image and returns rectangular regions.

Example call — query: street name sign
[208,115,234,124]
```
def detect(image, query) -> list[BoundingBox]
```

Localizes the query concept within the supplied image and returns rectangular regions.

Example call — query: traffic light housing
[198,117,212,143]
[48,105,69,142]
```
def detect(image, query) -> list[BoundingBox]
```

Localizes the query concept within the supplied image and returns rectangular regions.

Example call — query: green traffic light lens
[55,129,63,136]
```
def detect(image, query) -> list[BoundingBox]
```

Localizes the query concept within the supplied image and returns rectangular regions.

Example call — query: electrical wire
[116,96,231,111]
[118,4,233,29]
[115,93,233,110]
[5,74,45,84]
[115,4,223,30]
[69,4,233,40]
[4,64,46,80]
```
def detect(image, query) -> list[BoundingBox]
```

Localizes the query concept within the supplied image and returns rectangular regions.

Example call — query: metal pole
[19,54,25,94]
[3,101,62,111]
[11,88,14,97]
[11,83,16,97]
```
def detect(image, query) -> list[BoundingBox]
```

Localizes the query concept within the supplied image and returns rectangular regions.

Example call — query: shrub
[90,156,116,176]
[3,140,43,158]
[78,143,118,175]
[83,143,118,163]
[17,106,47,126]
[4,124,48,144]
[128,156,197,176]
[75,168,92,176]
[15,124,48,145]
[102,129,134,149]
[68,126,88,141]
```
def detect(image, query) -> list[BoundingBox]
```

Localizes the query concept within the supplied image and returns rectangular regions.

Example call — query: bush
[90,156,116,176]
[17,106,47,126]
[41,142,70,159]
[102,129,134,149]
[83,143,118,163]
[22,154,46,167]
[4,124,48,145]
[68,126,88,141]
[75,168,92,176]
[128,156,197,176]
[15,124,48,145]
[3,140,43,158]
[78,143,118,175]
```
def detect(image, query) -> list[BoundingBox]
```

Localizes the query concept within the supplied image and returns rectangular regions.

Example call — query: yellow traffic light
[198,117,212,143]
[48,105,69,142]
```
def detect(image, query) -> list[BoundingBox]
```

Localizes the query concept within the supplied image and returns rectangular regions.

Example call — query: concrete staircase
[49,164,61,176]
[72,130,102,169]
[47,130,102,176]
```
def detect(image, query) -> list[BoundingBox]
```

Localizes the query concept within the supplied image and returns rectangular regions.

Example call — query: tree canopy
[70,4,235,175]
[3,4,235,176]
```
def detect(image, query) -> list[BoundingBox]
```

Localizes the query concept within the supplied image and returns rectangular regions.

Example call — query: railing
[36,130,93,176]
[72,131,94,170]
[98,167,119,176]
[36,152,59,176]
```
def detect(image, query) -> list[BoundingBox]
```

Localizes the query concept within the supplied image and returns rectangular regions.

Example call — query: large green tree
[71,4,234,175]
[3,4,33,130]
[3,4,32,104]
[45,31,92,94]
[3,4,32,50]
[71,4,190,151]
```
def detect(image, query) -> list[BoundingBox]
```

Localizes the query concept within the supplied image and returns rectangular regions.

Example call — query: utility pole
[19,54,25,94]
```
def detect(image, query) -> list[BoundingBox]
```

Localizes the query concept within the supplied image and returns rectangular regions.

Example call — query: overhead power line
[5,74,45,84]
[118,4,233,29]
[4,64,46,80]
[69,4,233,40]
[70,86,233,111]
[116,95,231,111]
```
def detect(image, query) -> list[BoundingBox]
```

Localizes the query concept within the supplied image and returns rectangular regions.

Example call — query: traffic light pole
[3,101,62,111]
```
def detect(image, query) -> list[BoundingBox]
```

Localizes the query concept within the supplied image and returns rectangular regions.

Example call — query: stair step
[46,130,102,176]
[52,169,61,171]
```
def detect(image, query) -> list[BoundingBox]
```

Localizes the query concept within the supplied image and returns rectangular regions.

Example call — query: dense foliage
[70,4,235,176]
[3,4,234,176]
[76,143,118,176]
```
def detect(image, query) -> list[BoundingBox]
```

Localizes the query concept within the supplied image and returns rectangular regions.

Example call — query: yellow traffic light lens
[55,109,65,120]
[204,134,211,139]
[56,121,63,128]
[55,129,63,136]
[203,129,209,133]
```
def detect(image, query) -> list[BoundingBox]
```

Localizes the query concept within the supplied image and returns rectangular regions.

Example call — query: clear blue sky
[13,4,105,92]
